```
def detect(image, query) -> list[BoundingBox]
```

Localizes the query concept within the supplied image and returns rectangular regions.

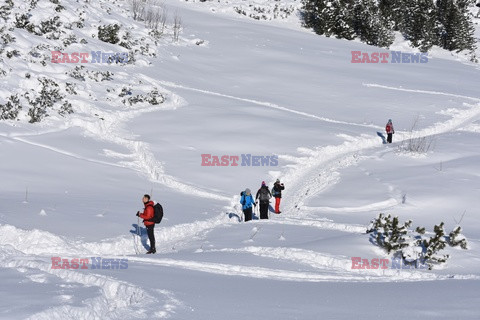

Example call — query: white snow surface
[1,0,480,319]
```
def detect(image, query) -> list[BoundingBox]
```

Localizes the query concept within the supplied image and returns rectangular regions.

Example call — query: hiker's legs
[260,202,269,219]
[146,225,155,250]
[243,208,253,222]
[275,197,281,213]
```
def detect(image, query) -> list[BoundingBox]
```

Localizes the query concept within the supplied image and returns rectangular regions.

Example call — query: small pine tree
[368,214,469,269]
[448,226,468,249]
[422,222,449,268]
[0,94,22,120]
[26,78,64,123]
[98,24,120,44]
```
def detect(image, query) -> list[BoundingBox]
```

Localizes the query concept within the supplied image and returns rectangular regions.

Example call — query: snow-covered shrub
[146,89,165,105]
[88,70,114,82]
[0,0,14,21]
[30,0,39,10]
[37,16,62,35]
[118,87,132,97]
[367,213,468,269]
[26,78,65,123]
[58,100,73,116]
[421,222,449,265]
[399,117,435,154]
[366,213,411,254]
[14,13,31,29]
[6,49,20,58]
[118,87,165,106]
[98,24,120,44]
[68,66,86,81]
[62,34,78,47]
[0,94,22,120]
[448,226,468,249]
[0,28,15,45]
[65,82,77,95]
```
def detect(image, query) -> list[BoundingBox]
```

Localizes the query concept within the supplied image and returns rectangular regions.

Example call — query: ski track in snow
[363,83,480,102]
[278,92,480,216]
[157,80,381,129]
[3,59,480,317]
[301,198,399,214]
[0,245,180,320]
[0,74,230,202]
[126,253,479,283]
[203,246,480,282]
[3,83,480,280]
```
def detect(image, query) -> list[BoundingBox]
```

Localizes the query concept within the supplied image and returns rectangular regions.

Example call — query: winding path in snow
[3,67,480,319]
[0,245,180,319]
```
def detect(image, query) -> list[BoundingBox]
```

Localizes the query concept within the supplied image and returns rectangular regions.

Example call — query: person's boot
[146,248,156,254]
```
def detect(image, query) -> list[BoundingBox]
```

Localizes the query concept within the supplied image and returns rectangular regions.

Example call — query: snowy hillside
[1,0,480,319]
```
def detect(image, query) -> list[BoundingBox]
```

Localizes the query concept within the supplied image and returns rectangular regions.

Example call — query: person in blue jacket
[240,188,256,222]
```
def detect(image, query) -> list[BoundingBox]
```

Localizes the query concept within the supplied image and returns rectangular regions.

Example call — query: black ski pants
[146,225,156,250]
[243,207,253,222]
[259,202,269,219]
[387,133,393,143]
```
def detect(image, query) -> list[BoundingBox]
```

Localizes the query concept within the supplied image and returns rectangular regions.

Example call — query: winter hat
[388,119,392,123]
[276,179,280,183]
[262,181,266,186]
[245,188,251,194]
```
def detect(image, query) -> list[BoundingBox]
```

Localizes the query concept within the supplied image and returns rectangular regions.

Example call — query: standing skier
[240,188,256,222]
[386,119,395,144]
[136,194,156,254]
[255,181,272,219]
[272,179,285,214]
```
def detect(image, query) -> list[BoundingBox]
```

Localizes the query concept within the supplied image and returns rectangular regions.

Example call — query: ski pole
[135,215,141,254]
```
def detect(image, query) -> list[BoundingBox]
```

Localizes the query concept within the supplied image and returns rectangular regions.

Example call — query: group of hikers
[136,119,392,254]
[135,179,285,253]
[240,179,285,222]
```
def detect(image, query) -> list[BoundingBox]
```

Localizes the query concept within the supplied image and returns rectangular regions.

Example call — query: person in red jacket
[136,194,156,254]
[385,119,395,143]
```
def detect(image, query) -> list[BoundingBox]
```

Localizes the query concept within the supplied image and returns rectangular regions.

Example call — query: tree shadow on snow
[130,223,148,250]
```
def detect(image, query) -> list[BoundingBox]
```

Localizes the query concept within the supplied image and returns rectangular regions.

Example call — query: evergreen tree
[453,0,477,51]
[402,0,436,52]
[302,0,476,52]
[378,0,404,31]
[435,0,476,52]
[352,0,394,47]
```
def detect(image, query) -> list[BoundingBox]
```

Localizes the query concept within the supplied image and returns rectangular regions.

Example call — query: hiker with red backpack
[240,188,256,222]
[255,181,272,219]
[136,194,157,254]
[386,119,395,143]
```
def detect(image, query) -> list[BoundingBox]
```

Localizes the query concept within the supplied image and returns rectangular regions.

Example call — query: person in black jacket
[255,181,272,219]
[272,179,285,214]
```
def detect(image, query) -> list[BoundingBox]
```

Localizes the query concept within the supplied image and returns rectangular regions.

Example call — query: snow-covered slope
[0,0,480,319]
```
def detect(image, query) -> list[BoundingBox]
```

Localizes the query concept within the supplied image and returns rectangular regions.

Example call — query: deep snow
[0,0,480,319]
